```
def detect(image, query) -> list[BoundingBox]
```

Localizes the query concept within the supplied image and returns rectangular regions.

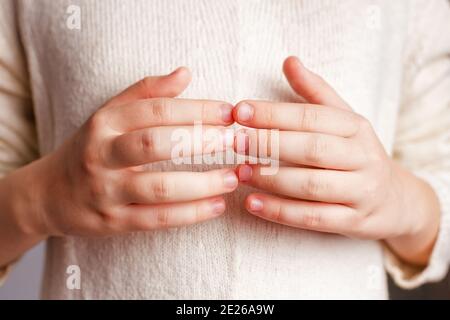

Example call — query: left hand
[233,56,440,265]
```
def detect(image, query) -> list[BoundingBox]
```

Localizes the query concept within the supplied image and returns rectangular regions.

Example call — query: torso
[17,0,411,299]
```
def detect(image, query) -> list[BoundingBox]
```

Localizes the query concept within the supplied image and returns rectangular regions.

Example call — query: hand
[233,57,440,265]
[20,67,238,237]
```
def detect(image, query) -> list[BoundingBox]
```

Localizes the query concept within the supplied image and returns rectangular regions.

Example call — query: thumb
[283,56,351,110]
[110,66,192,106]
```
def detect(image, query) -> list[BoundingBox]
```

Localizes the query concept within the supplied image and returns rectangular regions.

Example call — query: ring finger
[237,165,360,204]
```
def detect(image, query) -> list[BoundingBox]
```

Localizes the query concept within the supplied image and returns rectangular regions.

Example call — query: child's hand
[233,57,440,266]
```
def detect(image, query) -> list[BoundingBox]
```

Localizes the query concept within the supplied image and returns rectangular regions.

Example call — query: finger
[233,100,359,137]
[108,125,234,168]
[120,169,238,205]
[108,67,191,106]
[106,98,234,132]
[237,165,359,204]
[236,130,365,170]
[121,196,226,230]
[245,193,358,234]
[283,56,351,110]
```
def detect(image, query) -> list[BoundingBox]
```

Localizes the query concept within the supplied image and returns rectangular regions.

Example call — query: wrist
[0,156,52,267]
[6,156,54,239]
[386,164,440,266]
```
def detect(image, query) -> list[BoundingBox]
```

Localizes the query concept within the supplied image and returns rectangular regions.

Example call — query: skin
[0,67,238,267]
[0,58,440,271]
[234,56,440,267]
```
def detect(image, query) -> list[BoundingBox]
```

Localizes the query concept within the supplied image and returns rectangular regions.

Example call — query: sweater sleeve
[0,0,38,286]
[384,0,450,289]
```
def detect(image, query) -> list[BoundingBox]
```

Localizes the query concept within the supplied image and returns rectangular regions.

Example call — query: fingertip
[210,197,226,216]
[232,103,239,122]
[223,170,239,190]
[283,56,303,78]
[245,194,264,213]
[233,101,254,123]
[171,66,192,82]
[172,66,190,76]
[284,55,302,67]
[161,66,192,97]
[237,164,252,183]
[220,103,234,124]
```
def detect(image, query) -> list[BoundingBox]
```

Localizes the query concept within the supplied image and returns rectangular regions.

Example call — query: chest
[19,0,408,150]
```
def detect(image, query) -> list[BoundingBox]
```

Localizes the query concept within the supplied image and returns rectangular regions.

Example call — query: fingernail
[249,198,263,212]
[235,131,249,154]
[220,104,234,123]
[223,171,238,189]
[238,165,252,182]
[211,199,226,215]
[237,102,254,122]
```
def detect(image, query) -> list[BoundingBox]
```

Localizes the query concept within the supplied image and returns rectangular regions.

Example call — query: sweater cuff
[384,171,450,289]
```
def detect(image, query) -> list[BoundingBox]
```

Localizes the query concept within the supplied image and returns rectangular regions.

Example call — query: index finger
[233,100,360,137]
[105,98,234,132]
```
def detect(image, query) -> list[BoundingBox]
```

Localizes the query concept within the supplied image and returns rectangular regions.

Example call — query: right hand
[26,67,238,237]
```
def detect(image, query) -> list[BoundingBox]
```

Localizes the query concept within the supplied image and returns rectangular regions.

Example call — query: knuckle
[303,174,326,198]
[305,135,327,164]
[301,207,322,229]
[79,115,106,173]
[156,207,170,228]
[80,147,100,176]
[151,176,172,202]
[88,179,109,201]
[140,130,156,157]
[262,104,275,126]
[122,175,139,200]
[298,106,317,131]
[264,175,278,192]
[297,105,306,129]
[270,202,283,223]
[150,98,170,123]
[100,209,122,231]
[87,110,107,134]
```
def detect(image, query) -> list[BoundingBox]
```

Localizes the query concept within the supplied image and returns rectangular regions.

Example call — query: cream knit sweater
[0,0,449,299]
